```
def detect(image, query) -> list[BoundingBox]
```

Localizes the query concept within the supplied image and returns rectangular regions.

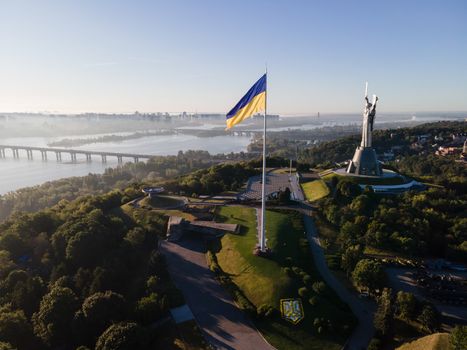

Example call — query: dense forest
[314,121,466,261]
[320,180,466,260]
[162,162,258,196]
[299,121,467,168]
[0,190,185,349]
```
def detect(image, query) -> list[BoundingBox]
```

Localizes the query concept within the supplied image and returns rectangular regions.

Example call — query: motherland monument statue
[346,83,382,176]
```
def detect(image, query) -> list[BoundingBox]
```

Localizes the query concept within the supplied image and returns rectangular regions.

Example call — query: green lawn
[301,180,330,202]
[140,195,184,209]
[214,206,356,350]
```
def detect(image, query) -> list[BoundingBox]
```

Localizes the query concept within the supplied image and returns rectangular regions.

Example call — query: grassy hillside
[139,195,184,209]
[215,207,295,306]
[396,333,451,350]
[214,206,355,350]
[301,180,330,202]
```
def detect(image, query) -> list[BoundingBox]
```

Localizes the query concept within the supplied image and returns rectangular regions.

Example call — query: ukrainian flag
[226,74,266,129]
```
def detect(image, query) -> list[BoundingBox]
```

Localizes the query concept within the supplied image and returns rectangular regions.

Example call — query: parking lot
[386,267,467,326]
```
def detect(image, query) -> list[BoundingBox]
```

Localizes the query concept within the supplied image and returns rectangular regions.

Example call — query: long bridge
[0,145,154,164]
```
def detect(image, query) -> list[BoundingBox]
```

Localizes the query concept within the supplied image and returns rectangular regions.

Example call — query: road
[160,238,274,350]
[303,212,375,350]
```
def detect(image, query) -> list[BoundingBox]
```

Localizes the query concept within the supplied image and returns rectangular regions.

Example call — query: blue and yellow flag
[226,74,266,129]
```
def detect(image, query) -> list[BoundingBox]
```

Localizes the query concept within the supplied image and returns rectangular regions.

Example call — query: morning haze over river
[0,111,464,194]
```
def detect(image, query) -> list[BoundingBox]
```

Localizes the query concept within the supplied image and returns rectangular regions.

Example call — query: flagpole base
[253,245,272,257]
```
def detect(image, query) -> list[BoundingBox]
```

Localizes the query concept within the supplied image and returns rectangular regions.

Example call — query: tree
[339,222,360,247]
[73,268,93,297]
[0,233,27,259]
[352,259,386,291]
[296,162,310,172]
[0,251,16,279]
[124,228,146,248]
[135,293,169,325]
[0,307,34,349]
[374,288,393,337]
[312,281,326,295]
[395,291,417,320]
[450,325,467,350]
[81,291,126,336]
[302,274,312,287]
[336,180,362,199]
[146,276,161,293]
[0,342,15,350]
[367,338,382,350]
[3,271,45,317]
[349,194,372,215]
[341,245,363,276]
[32,286,79,346]
[95,322,147,350]
[298,287,309,298]
[418,304,440,333]
[66,229,109,268]
[147,250,168,278]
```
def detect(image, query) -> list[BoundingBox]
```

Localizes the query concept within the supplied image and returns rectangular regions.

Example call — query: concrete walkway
[303,214,375,350]
[289,174,305,201]
[160,238,274,350]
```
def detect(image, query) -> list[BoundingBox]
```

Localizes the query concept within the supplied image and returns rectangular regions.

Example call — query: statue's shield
[280,298,304,324]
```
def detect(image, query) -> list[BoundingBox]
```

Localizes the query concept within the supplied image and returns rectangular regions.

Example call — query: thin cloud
[84,61,119,68]
[128,57,165,65]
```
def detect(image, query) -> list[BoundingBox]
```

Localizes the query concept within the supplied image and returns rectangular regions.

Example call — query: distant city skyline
[1,0,466,114]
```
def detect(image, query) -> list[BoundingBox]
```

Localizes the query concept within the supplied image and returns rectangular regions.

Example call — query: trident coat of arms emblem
[280,298,304,324]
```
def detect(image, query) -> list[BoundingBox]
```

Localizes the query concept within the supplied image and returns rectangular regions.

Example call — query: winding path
[161,238,274,350]
[303,212,375,350]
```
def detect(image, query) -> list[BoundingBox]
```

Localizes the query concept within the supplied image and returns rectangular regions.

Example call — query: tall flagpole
[260,71,267,252]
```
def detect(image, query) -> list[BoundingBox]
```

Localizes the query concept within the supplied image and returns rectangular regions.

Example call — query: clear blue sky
[1,0,466,114]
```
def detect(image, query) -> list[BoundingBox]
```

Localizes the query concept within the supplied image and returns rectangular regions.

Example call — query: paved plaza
[238,172,304,201]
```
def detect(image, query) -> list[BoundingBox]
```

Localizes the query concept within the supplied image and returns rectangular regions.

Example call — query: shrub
[0,343,15,350]
[257,304,275,319]
[298,287,309,298]
[450,325,467,350]
[291,266,302,276]
[352,259,386,291]
[418,304,440,333]
[284,257,293,266]
[308,296,318,306]
[367,338,382,350]
[95,322,147,350]
[302,274,312,286]
[312,281,326,295]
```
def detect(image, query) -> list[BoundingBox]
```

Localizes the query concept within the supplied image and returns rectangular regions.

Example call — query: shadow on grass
[257,318,302,345]
[207,238,223,254]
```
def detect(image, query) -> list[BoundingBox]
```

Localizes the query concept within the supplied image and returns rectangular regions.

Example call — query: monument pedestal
[346,146,382,176]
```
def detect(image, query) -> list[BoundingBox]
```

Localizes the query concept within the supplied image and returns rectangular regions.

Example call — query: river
[0,112,464,195]
[0,133,251,194]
